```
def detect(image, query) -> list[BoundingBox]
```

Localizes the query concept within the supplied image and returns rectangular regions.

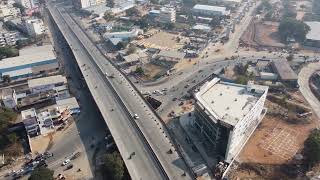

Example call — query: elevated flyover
[47,2,192,180]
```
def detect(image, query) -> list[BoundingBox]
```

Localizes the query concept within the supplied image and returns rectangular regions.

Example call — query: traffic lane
[59,9,191,179]
[50,9,165,179]
[46,12,106,178]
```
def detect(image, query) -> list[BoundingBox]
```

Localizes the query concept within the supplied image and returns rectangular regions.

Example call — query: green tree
[107,0,115,8]
[104,11,115,21]
[234,64,249,75]
[125,7,140,16]
[210,16,221,27]
[278,18,310,43]
[286,54,294,61]
[163,22,175,30]
[0,108,17,132]
[127,45,137,54]
[100,152,124,180]
[2,75,11,83]
[13,3,25,14]
[235,75,249,85]
[0,46,19,59]
[150,0,159,4]
[8,133,18,144]
[29,167,54,180]
[303,129,320,167]
[135,67,144,75]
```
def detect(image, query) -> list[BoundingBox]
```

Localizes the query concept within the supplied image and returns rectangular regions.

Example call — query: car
[133,114,139,119]
[65,164,73,170]
[62,159,70,166]
[172,97,177,101]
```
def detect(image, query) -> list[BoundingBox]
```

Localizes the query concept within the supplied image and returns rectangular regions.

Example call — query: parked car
[62,159,71,166]
[133,114,139,119]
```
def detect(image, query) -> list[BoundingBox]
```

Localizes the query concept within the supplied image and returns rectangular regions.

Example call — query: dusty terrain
[240,21,285,49]
[133,30,187,50]
[227,94,318,179]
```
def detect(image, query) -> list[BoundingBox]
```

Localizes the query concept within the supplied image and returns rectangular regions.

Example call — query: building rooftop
[272,60,297,80]
[21,108,37,120]
[0,88,14,98]
[157,50,185,60]
[193,24,211,31]
[195,78,267,126]
[193,4,227,13]
[84,3,110,16]
[305,21,320,41]
[28,75,67,89]
[56,97,79,112]
[0,45,56,70]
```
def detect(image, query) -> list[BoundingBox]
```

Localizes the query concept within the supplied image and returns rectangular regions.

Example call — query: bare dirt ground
[133,30,187,50]
[254,22,285,48]
[227,95,318,179]
[140,63,167,81]
[240,21,285,49]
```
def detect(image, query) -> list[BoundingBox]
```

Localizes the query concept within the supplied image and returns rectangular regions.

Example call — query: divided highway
[47,2,192,180]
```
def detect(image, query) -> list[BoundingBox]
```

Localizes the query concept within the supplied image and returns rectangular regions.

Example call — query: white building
[56,97,80,114]
[104,28,142,46]
[0,5,21,18]
[28,75,68,94]
[194,78,268,163]
[305,21,320,47]
[73,0,106,9]
[0,45,59,81]
[158,7,176,23]
[22,108,39,136]
[192,4,230,17]
[0,31,18,47]
[208,0,242,6]
[0,88,18,109]
[25,18,45,36]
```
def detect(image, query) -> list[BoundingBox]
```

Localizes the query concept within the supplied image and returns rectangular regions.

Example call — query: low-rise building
[194,78,268,162]
[22,108,39,137]
[25,18,45,36]
[304,21,320,48]
[0,88,18,109]
[155,50,185,62]
[0,31,18,47]
[0,4,21,18]
[119,51,148,67]
[192,4,230,17]
[158,7,176,23]
[271,60,298,86]
[208,0,242,6]
[56,97,80,114]
[104,28,143,46]
[28,75,67,94]
[0,45,59,81]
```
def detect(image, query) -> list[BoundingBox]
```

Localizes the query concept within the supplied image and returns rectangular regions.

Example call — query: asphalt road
[298,62,320,119]
[44,9,107,178]
[48,2,192,179]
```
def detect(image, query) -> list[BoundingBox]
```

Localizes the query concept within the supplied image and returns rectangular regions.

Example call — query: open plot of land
[254,22,285,48]
[240,21,285,49]
[134,31,187,50]
[139,63,168,81]
[238,112,317,164]
[259,124,299,160]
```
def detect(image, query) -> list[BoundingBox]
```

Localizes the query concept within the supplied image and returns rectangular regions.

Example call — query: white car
[62,159,70,166]
[133,114,139,119]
